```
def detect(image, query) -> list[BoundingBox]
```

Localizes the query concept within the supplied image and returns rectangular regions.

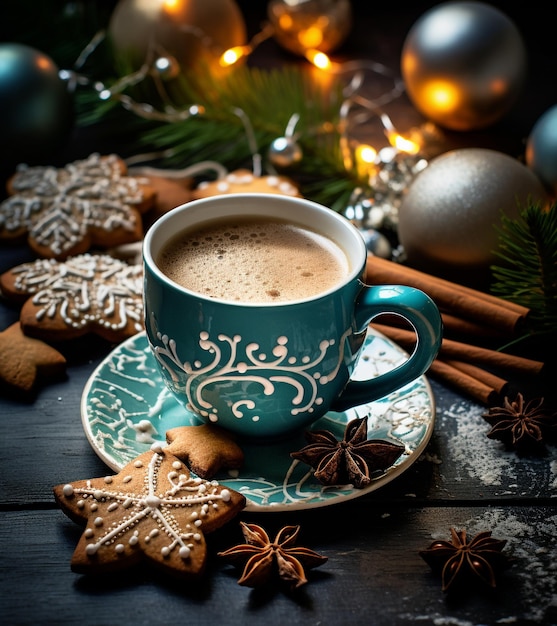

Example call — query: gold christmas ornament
[268,0,352,57]
[397,148,547,286]
[108,0,247,73]
[401,2,526,131]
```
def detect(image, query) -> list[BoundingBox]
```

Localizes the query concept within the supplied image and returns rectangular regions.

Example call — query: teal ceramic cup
[143,193,442,440]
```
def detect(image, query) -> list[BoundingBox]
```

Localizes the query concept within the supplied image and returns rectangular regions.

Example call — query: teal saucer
[81,329,435,512]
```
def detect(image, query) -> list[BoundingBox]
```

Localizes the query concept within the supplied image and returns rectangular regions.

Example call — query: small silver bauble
[343,150,428,233]
[358,229,392,259]
[268,136,303,168]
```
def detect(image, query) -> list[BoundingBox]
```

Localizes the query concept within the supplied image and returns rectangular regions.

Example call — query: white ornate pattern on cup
[148,314,351,424]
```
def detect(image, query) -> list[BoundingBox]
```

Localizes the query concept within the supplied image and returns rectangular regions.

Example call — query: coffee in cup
[156,216,350,303]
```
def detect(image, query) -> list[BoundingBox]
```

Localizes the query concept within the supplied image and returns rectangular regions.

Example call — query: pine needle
[491,200,557,336]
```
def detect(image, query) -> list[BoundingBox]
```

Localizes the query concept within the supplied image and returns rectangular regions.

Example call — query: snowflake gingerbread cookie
[0,153,156,260]
[0,253,144,342]
[53,445,246,579]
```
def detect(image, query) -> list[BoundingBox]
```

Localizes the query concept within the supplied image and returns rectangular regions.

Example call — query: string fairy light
[60,12,427,234]
[69,18,412,151]
[304,49,332,71]
[219,23,275,67]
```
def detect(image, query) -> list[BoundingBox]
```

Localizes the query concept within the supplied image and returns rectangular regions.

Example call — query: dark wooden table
[2,3,556,625]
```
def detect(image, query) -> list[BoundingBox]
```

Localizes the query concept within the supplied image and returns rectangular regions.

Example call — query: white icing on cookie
[196,171,299,196]
[61,451,235,562]
[10,253,143,333]
[0,153,149,256]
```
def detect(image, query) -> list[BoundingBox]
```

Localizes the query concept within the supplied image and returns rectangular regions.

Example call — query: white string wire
[127,160,228,180]
[62,25,407,171]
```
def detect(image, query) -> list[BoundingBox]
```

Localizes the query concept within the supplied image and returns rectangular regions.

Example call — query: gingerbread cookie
[0,153,156,260]
[53,445,246,579]
[0,253,144,342]
[165,424,245,479]
[140,173,194,229]
[192,169,301,199]
[0,322,66,398]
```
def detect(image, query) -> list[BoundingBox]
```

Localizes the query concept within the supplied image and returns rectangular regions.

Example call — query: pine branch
[491,200,557,336]
[75,56,364,211]
[136,63,362,209]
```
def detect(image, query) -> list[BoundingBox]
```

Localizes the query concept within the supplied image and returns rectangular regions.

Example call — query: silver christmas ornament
[397,148,548,284]
[526,105,557,196]
[343,150,428,233]
[401,2,526,131]
[343,192,392,259]
[268,136,303,168]
[359,229,392,260]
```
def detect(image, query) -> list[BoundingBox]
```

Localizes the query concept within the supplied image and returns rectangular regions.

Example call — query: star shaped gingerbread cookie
[165,424,245,479]
[53,445,246,579]
[0,322,66,398]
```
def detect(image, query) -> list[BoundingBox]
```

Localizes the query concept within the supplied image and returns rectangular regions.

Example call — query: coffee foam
[157,218,350,303]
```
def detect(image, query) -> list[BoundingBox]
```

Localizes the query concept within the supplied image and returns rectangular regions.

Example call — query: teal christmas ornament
[401,2,526,131]
[0,44,73,172]
[526,105,557,196]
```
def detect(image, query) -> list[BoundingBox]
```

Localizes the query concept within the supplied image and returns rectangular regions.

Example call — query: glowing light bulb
[162,0,181,13]
[355,144,377,164]
[355,144,378,178]
[391,134,420,154]
[298,26,324,49]
[219,46,251,67]
[305,49,331,70]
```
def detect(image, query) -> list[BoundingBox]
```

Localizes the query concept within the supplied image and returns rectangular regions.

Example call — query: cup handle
[331,284,442,411]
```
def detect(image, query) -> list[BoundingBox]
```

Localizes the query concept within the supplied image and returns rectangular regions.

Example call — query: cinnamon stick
[442,359,509,396]
[366,256,528,336]
[428,360,500,406]
[440,313,502,339]
[379,311,506,341]
[371,323,544,377]
[367,255,529,314]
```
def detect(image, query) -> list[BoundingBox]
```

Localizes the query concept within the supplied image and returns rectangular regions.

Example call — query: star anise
[290,416,405,488]
[218,522,327,589]
[482,393,557,455]
[419,528,508,593]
